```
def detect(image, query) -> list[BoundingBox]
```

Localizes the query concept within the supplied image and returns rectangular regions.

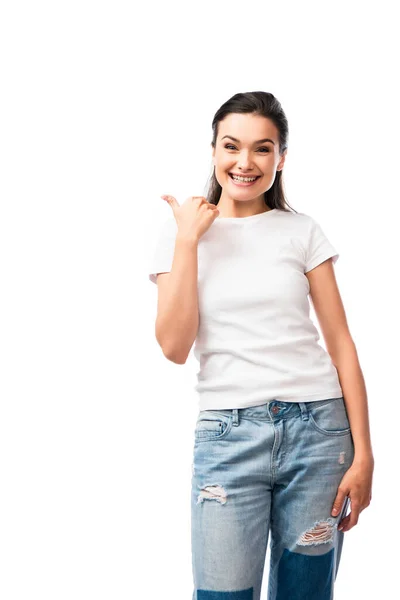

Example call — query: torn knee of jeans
[297,518,336,546]
[196,484,227,505]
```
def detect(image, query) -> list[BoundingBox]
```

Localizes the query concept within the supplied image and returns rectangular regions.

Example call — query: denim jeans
[191,397,354,600]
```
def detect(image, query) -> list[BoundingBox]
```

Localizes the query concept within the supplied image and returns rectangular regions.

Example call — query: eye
[224,144,270,153]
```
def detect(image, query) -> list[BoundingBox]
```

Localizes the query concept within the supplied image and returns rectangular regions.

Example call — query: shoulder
[274,209,315,234]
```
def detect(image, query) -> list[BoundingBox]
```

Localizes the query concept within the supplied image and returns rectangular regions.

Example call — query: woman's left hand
[331,455,374,532]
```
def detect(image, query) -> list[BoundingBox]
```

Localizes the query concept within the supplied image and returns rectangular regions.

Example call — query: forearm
[331,337,374,462]
[156,234,199,363]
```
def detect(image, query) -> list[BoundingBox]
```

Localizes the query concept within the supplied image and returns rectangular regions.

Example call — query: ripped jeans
[191,397,354,600]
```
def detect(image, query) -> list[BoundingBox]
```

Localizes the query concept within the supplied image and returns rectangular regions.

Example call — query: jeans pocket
[308,397,351,436]
[194,411,233,443]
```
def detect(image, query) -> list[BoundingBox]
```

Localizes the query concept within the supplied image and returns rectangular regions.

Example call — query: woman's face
[212,113,286,204]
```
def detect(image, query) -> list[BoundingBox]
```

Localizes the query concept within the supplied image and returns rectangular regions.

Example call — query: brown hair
[205,91,297,213]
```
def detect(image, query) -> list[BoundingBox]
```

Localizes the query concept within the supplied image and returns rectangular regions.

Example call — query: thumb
[161,195,180,211]
[331,489,347,517]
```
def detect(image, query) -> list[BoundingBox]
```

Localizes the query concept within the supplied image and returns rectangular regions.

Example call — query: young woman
[148,91,374,600]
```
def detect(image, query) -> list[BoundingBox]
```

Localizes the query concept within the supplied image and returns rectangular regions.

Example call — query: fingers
[338,513,350,531]
[161,194,217,211]
[331,489,347,517]
[338,501,361,532]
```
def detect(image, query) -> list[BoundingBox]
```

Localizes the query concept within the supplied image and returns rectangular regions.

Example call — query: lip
[228,173,261,187]
[229,173,261,179]
[230,176,260,188]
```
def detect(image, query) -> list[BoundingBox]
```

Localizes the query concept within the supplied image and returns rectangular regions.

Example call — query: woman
[148,91,374,600]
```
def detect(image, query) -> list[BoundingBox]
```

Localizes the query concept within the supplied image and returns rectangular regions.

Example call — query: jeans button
[272,406,280,414]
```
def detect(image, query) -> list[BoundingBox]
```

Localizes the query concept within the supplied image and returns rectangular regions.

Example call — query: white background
[1,1,398,598]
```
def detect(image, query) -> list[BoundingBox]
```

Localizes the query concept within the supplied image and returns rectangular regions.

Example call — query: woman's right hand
[161,195,219,242]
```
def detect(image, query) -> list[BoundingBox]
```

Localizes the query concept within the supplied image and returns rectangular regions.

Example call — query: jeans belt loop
[299,402,309,421]
[232,408,239,426]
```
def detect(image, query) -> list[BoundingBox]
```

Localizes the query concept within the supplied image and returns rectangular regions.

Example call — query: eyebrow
[221,135,275,145]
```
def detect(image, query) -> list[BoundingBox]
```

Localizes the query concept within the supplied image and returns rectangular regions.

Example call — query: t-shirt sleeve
[304,216,339,273]
[148,216,178,284]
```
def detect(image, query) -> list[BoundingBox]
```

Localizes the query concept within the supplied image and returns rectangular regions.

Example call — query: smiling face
[212,113,287,216]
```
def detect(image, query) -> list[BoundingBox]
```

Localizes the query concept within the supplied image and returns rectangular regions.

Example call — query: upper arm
[305,258,352,361]
[155,272,171,343]
[148,216,177,285]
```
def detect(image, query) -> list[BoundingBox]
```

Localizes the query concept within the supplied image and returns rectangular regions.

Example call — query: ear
[277,150,287,172]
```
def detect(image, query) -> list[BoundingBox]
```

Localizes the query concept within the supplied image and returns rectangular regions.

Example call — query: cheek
[217,157,233,171]
[215,165,234,180]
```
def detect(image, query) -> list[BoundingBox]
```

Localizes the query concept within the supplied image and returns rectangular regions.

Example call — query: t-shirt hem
[198,388,343,411]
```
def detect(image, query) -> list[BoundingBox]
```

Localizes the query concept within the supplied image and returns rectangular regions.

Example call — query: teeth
[231,175,258,182]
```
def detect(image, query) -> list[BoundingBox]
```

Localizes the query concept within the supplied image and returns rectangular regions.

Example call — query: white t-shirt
[148,207,343,410]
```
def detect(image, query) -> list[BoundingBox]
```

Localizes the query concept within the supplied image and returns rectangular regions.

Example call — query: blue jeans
[191,397,354,600]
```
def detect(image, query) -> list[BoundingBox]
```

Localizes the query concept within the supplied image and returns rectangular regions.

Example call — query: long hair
[205,91,297,213]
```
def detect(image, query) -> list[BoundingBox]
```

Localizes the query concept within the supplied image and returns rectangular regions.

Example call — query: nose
[237,150,254,170]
